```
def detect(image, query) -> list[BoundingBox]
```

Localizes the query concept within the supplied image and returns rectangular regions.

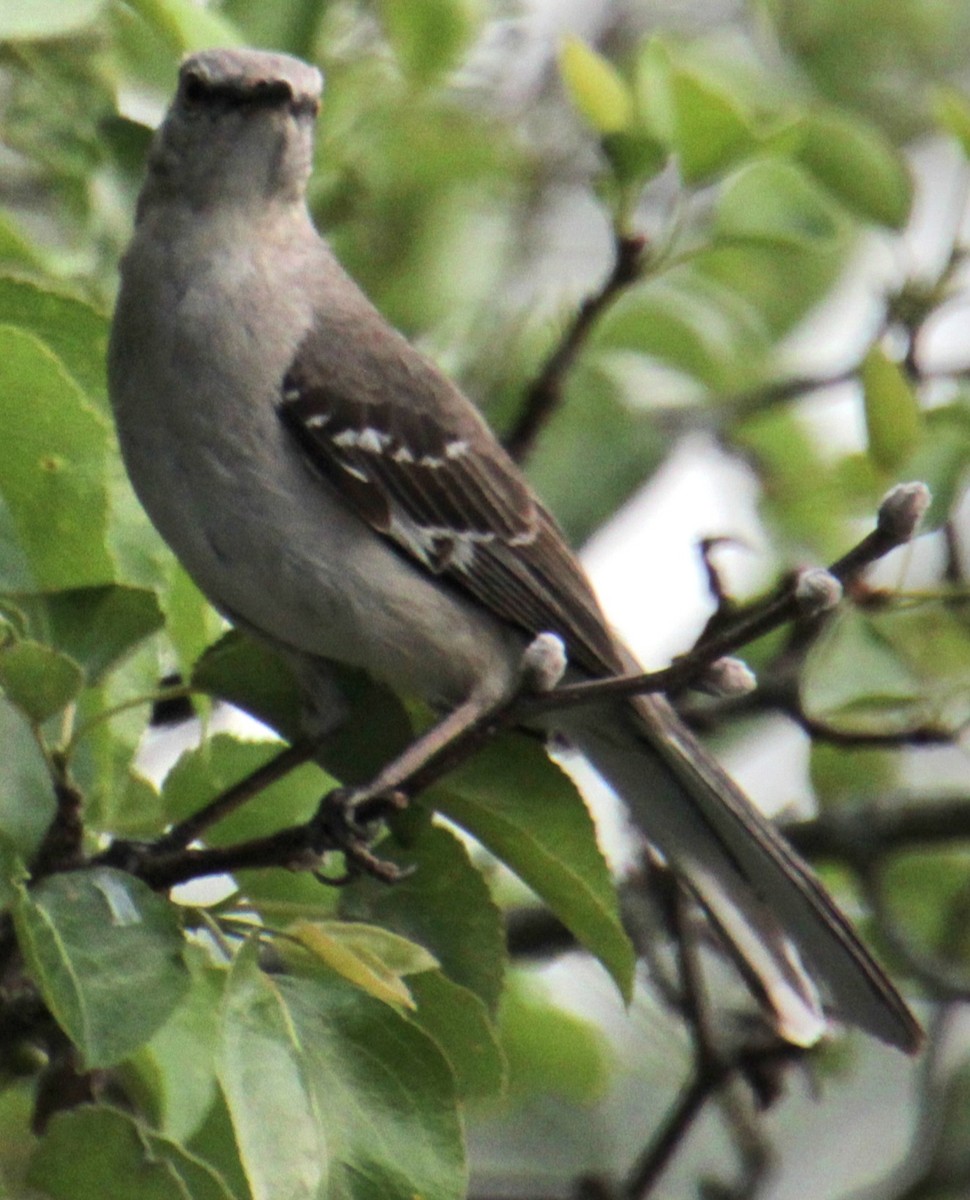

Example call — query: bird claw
[309,786,412,885]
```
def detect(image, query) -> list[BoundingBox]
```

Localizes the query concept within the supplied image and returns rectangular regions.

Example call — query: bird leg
[309,633,570,882]
[309,694,498,882]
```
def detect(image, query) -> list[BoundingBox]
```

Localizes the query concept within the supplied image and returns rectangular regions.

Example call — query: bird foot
[309,786,411,885]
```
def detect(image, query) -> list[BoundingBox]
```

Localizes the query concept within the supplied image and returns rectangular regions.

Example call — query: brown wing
[279,313,621,677]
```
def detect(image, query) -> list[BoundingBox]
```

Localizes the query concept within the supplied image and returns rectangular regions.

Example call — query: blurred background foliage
[0,1,969,1198]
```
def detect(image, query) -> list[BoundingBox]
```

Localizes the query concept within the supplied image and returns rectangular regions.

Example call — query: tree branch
[623,1040,800,1200]
[786,796,970,863]
[503,232,646,463]
[526,482,932,716]
[683,678,958,749]
[153,739,315,853]
[29,754,85,877]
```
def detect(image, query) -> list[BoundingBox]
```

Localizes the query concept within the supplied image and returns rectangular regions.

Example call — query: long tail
[563,692,922,1052]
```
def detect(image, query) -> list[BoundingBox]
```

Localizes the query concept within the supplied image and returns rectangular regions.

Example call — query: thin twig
[526,483,932,716]
[503,232,646,463]
[624,1068,715,1199]
[649,341,970,437]
[153,739,315,853]
[719,368,858,423]
[623,1042,799,1200]
[786,709,955,748]
[687,681,957,749]
[672,891,775,1200]
[786,796,970,863]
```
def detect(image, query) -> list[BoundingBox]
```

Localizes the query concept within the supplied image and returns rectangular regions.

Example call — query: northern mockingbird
[109,48,920,1052]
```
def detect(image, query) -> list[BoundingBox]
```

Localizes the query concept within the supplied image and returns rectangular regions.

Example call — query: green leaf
[559,36,634,135]
[184,1093,251,1200]
[316,668,416,787]
[0,833,28,910]
[666,68,758,183]
[406,970,506,1099]
[0,695,55,859]
[280,969,466,1200]
[378,0,479,86]
[926,1058,970,1183]
[137,966,222,1145]
[340,824,506,1012]
[810,741,898,807]
[591,265,774,398]
[522,361,666,545]
[0,326,114,592]
[0,277,109,405]
[145,1132,239,1200]
[716,159,841,247]
[882,848,970,962]
[221,0,323,56]
[795,110,912,228]
[592,283,738,389]
[27,1105,236,1200]
[735,407,848,556]
[68,640,164,838]
[12,585,164,684]
[14,869,189,1068]
[94,765,164,839]
[107,464,175,592]
[637,38,759,183]
[801,606,970,735]
[0,597,28,638]
[196,635,417,792]
[861,347,923,469]
[161,733,329,840]
[218,944,329,1200]
[499,973,611,1102]
[908,398,970,525]
[434,735,635,1002]
[0,638,84,724]
[123,0,244,53]
[803,610,919,728]
[0,0,106,40]
[601,130,667,186]
[0,214,46,273]
[289,920,437,1010]
[935,85,970,158]
[635,34,676,140]
[162,564,225,680]
[763,0,969,142]
[700,235,846,341]
[192,631,305,741]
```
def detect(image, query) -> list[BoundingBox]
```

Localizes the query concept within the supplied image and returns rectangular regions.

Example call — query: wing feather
[279,316,619,676]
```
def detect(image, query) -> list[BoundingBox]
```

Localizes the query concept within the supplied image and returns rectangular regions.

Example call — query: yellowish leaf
[290,920,438,1010]
[559,36,633,135]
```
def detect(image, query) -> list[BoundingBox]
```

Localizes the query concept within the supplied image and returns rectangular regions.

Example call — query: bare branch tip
[520,632,568,694]
[877,482,932,544]
[794,568,843,616]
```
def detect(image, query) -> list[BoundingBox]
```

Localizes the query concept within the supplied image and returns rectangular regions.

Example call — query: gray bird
[108,47,921,1052]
